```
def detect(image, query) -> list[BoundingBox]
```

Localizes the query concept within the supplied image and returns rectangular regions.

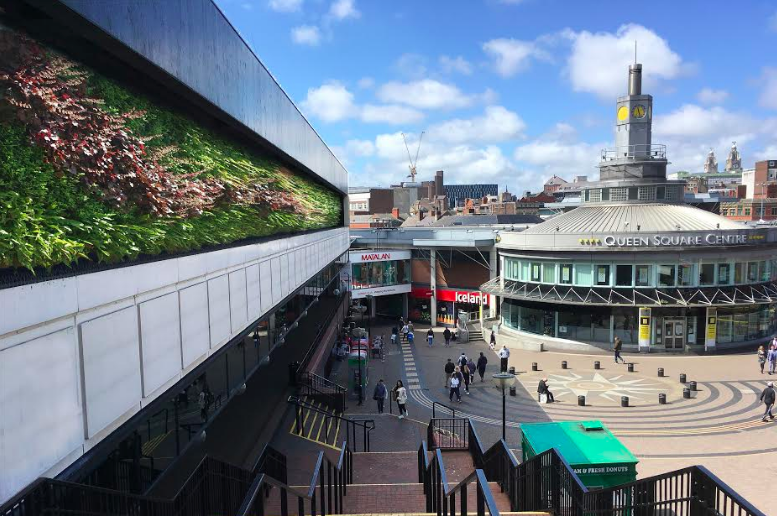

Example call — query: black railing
[427,418,469,450]
[298,372,347,413]
[237,441,353,516]
[289,396,374,452]
[417,443,501,516]
[296,293,346,377]
[431,401,458,419]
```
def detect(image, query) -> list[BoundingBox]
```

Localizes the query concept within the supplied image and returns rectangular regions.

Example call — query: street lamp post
[492,372,516,442]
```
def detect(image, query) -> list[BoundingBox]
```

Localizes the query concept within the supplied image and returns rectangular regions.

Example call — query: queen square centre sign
[603,233,748,248]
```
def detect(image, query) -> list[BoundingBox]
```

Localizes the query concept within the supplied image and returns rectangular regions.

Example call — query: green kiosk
[521,421,637,489]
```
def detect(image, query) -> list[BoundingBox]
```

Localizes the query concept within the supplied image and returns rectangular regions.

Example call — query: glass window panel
[717,263,731,285]
[559,264,573,285]
[601,188,610,201]
[734,262,746,284]
[558,309,591,341]
[613,309,637,344]
[542,263,556,284]
[678,264,694,286]
[699,263,715,285]
[761,261,770,282]
[595,265,610,286]
[717,315,733,344]
[628,187,638,200]
[747,262,759,283]
[635,265,652,287]
[520,262,529,281]
[591,312,611,343]
[658,265,675,287]
[656,186,665,199]
[530,263,541,282]
[615,265,633,287]
[575,264,592,286]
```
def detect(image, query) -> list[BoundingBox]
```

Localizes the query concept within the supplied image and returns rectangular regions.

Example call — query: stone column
[488,250,498,319]
[430,250,437,327]
[402,292,409,320]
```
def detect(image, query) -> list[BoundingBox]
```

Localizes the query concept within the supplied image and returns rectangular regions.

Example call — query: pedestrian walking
[444,358,455,388]
[198,383,212,422]
[395,380,408,419]
[760,381,775,421]
[391,326,398,346]
[758,345,767,374]
[467,357,477,385]
[477,352,488,382]
[373,379,388,414]
[407,329,415,345]
[490,331,496,350]
[427,328,434,347]
[457,352,468,368]
[401,323,409,343]
[443,327,452,347]
[613,336,625,364]
[462,363,471,394]
[769,346,777,375]
[498,345,510,372]
[449,369,462,403]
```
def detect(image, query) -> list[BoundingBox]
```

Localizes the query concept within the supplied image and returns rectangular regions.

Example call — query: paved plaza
[336,319,777,511]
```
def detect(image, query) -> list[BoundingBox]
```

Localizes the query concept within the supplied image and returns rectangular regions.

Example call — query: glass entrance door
[663,318,686,349]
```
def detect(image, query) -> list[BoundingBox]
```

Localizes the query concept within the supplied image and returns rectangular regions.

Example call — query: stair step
[288,397,343,450]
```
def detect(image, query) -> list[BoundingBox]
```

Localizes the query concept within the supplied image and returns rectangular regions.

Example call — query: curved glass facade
[504,257,777,288]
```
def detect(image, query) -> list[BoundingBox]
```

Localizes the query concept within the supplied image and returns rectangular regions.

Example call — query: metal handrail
[289,396,374,452]
[600,143,667,161]
[431,401,458,418]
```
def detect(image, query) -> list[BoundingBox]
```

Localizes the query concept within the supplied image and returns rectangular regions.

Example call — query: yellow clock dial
[617,106,628,121]
[632,104,646,119]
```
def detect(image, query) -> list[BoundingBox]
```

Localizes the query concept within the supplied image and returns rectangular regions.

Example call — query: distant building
[703,148,718,173]
[444,183,498,208]
[543,175,569,194]
[743,159,777,199]
[725,141,742,172]
[721,198,777,222]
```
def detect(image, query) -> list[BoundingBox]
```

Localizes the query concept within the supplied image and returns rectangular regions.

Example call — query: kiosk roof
[521,421,637,466]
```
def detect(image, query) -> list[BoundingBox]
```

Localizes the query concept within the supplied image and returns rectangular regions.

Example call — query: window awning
[480,277,777,307]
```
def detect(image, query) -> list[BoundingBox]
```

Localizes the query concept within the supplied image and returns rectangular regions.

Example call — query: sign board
[351,283,412,299]
[638,307,651,351]
[705,307,717,351]
[349,250,411,264]
[411,287,490,306]
[603,234,748,248]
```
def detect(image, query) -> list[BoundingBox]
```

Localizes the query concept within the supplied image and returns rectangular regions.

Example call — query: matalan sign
[604,234,747,248]
[360,252,392,261]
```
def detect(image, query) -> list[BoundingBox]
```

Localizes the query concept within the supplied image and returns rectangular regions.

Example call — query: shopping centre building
[482,63,777,352]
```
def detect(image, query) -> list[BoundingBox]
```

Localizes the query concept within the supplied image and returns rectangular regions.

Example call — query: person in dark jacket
[443,328,452,347]
[537,377,554,403]
[613,336,625,364]
[476,352,488,382]
[444,359,455,388]
[373,379,388,414]
[760,381,775,421]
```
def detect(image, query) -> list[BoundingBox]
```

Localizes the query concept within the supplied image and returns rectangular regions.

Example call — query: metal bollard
[509,366,516,375]
[627,363,634,372]
[658,367,664,377]
[562,361,568,369]
[621,396,629,407]
[509,386,516,396]
[680,374,687,383]
[659,393,666,404]
[594,361,600,370]
[532,362,538,371]
[690,381,697,391]
[578,395,585,406]
[683,388,691,399]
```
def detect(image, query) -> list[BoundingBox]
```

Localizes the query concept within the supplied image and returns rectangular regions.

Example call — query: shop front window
[699,263,715,286]
[591,312,611,343]
[613,308,637,344]
[717,263,731,285]
[658,265,675,287]
[351,260,407,290]
[761,261,771,282]
[615,265,633,287]
[558,309,591,341]
[595,265,610,286]
[734,262,746,284]
[559,264,573,285]
[678,264,694,286]
[530,262,541,282]
[542,263,556,284]
[747,262,759,283]
[635,265,652,287]
[575,263,592,286]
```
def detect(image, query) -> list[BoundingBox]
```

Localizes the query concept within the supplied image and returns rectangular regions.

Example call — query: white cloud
[428,106,526,144]
[291,25,321,46]
[759,67,777,110]
[329,0,359,20]
[301,82,356,122]
[514,123,606,181]
[697,88,729,105]
[439,55,473,75]
[482,38,548,77]
[653,105,754,139]
[360,104,425,124]
[565,24,688,98]
[376,79,474,110]
[301,82,424,124]
[769,11,777,32]
[268,0,302,12]
[357,77,375,89]
[393,53,428,79]
[755,146,777,161]
[345,139,376,157]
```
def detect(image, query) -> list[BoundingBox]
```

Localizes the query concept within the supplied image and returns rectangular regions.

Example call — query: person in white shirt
[395,380,408,419]
[498,345,510,372]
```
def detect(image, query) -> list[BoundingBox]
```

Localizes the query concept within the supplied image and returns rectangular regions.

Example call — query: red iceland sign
[411,287,489,306]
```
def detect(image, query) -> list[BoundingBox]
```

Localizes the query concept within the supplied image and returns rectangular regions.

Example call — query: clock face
[617,106,629,121]
[632,104,647,119]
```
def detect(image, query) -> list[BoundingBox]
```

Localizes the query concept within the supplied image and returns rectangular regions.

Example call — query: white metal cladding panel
[245,264,261,321]
[271,257,281,304]
[76,259,179,313]
[179,283,210,368]
[281,253,290,299]
[0,327,83,504]
[207,275,231,348]
[139,293,182,397]
[0,278,78,341]
[259,261,272,312]
[228,269,248,334]
[81,307,142,438]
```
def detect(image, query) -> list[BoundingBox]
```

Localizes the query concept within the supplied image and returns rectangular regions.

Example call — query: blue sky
[216,0,777,194]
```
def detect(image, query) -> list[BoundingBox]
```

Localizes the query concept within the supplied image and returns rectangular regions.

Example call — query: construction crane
[401,131,424,183]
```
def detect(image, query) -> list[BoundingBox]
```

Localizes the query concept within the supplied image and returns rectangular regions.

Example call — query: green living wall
[0,22,342,273]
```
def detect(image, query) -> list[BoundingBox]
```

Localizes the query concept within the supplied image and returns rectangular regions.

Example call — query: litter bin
[289,361,300,387]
